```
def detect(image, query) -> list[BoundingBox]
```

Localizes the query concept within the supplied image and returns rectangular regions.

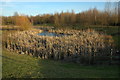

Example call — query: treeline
[2,3,119,27]
[2,12,32,30]
[30,7,119,26]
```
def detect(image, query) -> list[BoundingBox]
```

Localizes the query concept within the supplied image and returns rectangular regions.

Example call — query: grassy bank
[2,49,120,78]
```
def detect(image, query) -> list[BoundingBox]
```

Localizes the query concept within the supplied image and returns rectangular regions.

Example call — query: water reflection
[38,31,71,37]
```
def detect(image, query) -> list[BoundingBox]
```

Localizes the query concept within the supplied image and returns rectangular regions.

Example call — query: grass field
[2,49,120,78]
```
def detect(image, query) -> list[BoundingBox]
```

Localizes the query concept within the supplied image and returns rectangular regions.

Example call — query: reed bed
[3,29,115,64]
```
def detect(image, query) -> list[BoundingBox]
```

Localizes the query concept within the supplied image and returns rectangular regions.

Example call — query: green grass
[2,49,120,78]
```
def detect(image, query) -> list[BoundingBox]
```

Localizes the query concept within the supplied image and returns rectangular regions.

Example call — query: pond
[38,31,71,37]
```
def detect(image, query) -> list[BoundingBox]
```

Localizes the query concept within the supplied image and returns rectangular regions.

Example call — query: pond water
[38,31,70,37]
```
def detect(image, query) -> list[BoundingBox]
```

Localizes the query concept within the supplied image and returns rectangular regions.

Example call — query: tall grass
[3,28,118,64]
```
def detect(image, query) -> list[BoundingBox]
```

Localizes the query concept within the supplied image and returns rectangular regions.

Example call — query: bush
[14,15,32,30]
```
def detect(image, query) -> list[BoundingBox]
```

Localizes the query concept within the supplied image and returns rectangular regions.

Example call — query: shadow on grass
[36,59,120,78]
[2,49,120,78]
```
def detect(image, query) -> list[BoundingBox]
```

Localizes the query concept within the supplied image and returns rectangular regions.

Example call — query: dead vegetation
[3,29,115,64]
